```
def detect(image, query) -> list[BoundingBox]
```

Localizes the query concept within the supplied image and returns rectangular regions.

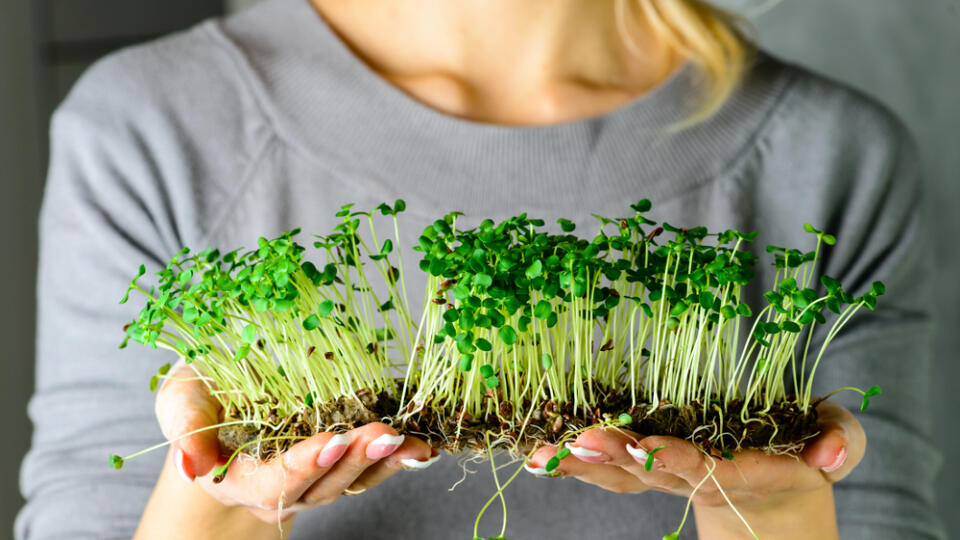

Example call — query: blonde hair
[616,0,753,127]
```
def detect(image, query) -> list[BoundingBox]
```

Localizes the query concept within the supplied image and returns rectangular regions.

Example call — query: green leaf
[557,218,576,232]
[498,325,517,346]
[821,275,841,294]
[234,344,250,362]
[393,199,406,213]
[158,362,171,376]
[631,199,653,213]
[302,314,320,330]
[109,454,124,470]
[480,364,495,378]
[474,273,493,288]
[822,234,836,245]
[645,445,666,472]
[485,376,499,389]
[861,385,882,411]
[781,321,801,333]
[475,337,492,352]
[443,308,460,323]
[460,355,473,371]
[545,456,561,472]
[778,277,797,291]
[556,448,572,460]
[251,297,269,313]
[317,300,335,317]
[149,375,159,392]
[736,303,752,317]
[698,291,714,310]
[534,300,552,319]
[871,281,886,296]
[517,315,531,332]
[722,449,734,460]
[525,259,543,280]
[663,533,679,540]
[541,353,553,370]
[618,413,632,425]
[242,324,257,344]
[762,321,781,335]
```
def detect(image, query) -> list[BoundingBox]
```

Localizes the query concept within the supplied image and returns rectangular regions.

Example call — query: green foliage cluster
[118,198,883,455]
[120,201,417,425]
[401,200,883,433]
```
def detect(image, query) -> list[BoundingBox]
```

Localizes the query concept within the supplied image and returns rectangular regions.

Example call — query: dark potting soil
[217,383,820,463]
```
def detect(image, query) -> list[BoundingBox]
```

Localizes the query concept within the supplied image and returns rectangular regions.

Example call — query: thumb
[801,399,866,482]
[155,359,223,480]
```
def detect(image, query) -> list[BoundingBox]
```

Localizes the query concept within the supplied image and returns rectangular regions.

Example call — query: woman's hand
[524,400,864,539]
[153,360,438,524]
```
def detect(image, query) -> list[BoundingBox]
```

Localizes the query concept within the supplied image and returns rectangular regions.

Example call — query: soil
[217,381,821,465]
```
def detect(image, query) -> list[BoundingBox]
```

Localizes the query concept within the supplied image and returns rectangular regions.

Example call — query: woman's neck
[309,0,681,125]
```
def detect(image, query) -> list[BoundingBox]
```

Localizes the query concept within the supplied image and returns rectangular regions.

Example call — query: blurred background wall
[2,0,957,536]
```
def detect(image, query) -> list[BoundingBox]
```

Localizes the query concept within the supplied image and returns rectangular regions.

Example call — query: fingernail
[625,443,661,469]
[316,433,352,467]
[523,462,549,476]
[366,434,404,460]
[565,442,611,463]
[822,446,847,473]
[173,447,194,483]
[399,453,441,470]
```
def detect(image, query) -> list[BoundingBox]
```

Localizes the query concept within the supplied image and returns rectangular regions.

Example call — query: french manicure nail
[822,446,847,473]
[399,453,441,470]
[565,442,611,463]
[316,433,352,467]
[366,434,404,460]
[173,447,194,483]
[523,462,549,476]
[626,443,661,470]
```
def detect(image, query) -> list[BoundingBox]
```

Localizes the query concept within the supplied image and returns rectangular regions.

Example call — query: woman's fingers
[154,359,221,479]
[522,402,867,505]
[569,428,688,491]
[527,442,658,494]
[802,400,865,482]
[348,440,437,491]
[296,423,408,506]
[197,430,351,510]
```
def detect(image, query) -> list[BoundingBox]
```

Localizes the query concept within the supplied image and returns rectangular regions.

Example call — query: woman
[17,0,943,538]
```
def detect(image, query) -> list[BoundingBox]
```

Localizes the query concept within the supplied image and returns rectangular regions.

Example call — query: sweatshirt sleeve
[15,52,188,539]
[810,118,945,539]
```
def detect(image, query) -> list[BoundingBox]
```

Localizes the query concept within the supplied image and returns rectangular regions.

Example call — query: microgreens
[115,198,884,539]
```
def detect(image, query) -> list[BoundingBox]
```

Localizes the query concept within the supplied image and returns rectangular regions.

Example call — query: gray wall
[2,0,957,536]
[1,1,44,536]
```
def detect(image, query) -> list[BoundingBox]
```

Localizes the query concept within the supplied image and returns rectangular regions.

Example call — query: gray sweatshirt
[17,0,945,538]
